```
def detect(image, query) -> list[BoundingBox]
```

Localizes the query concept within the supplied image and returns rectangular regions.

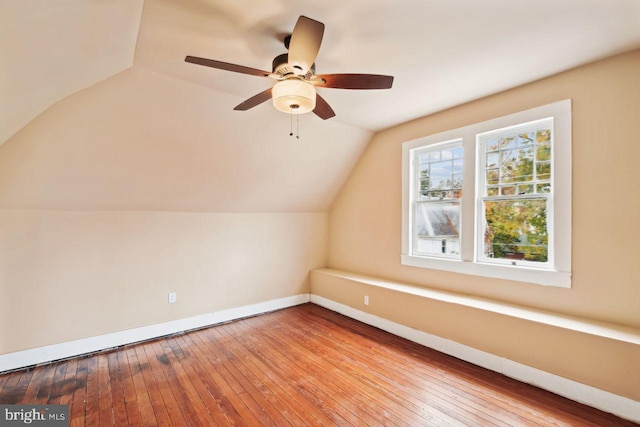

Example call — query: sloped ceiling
[0,0,144,146]
[2,0,640,212]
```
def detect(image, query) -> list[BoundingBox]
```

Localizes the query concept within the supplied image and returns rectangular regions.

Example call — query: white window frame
[402,100,571,287]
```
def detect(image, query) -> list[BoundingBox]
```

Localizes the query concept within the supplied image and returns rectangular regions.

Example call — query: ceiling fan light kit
[272,79,316,114]
[185,15,394,120]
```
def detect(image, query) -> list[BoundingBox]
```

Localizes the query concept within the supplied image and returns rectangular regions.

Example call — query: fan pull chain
[289,106,300,139]
[290,111,293,136]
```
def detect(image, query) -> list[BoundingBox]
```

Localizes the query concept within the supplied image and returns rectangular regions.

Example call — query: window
[402,100,571,287]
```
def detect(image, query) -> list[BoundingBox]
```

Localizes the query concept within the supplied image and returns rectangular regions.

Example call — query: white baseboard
[310,294,640,424]
[0,294,310,373]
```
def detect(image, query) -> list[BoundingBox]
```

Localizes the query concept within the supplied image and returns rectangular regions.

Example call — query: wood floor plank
[174,333,282,426]
[209,324,337,426]
[181,331,265,425]
[148,338,204,426]
[1,303,637,427]
[136,342,182,426]
[69,357,89,424]
[0,372,10,395]
[34,364,57,404]
[207,325,330,426]
[19,367,45,404]
[158,338,222,426]
[97,353,115,427]
[107,351,130,426]
[124,346,160,427]
[221,328,366,426]
[83,356,100,426]
[0,368,33,404]
[114,350,142,427]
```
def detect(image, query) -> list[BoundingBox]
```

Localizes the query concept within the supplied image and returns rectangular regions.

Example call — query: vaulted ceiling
[2,0,640,211]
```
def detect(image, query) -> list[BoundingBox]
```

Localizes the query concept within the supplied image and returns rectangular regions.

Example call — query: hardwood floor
[1,303,636,426]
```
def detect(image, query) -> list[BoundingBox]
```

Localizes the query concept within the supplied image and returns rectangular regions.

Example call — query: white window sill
[401,254,571,288]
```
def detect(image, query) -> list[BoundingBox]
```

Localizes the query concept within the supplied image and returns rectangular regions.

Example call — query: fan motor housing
[272,53,315,78]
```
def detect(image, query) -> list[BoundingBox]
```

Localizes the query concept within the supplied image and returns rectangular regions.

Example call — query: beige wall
[0,210,326,354]
[0,63,365,356]
[322,49,640,400]
[329,49,640,327]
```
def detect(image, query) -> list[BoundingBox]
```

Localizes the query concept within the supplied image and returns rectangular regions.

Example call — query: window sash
[476,118,555,269]
[410,140,463,260]
[476,195,553,268]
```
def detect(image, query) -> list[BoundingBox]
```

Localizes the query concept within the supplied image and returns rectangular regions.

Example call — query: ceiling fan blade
[185,56,272,78]
[233,88,273,111]
[314,74,394,90]
[288,16,325,76]
[313,94,335,120]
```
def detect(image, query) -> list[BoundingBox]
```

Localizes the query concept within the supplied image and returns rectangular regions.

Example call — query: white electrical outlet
[168,292,176,304]
[364,295,369,306]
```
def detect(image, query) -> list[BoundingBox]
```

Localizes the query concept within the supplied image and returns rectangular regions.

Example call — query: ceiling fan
[185,16,394,120]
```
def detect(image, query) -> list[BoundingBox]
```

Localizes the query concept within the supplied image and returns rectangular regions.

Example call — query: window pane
[452,174,463,190]
[536,143,551,162]
[517,133,533,145]
[415,202,461,257]
[430,161,453,190]
[501,185,516,196]
[487,169,499,185]
[486,152,499,168]
[536,183,551,193]
[536,129,551,143]
[500,136,517,149]
[536,162,551,180]
[426,190,453,199]
[453,158,463,174]
[500,147,533,183]
[517,184,533,194]
[483,199,548,263]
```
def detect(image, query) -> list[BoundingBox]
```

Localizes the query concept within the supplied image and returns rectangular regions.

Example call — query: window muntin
[477,119,554,267]
[412,141,462,259]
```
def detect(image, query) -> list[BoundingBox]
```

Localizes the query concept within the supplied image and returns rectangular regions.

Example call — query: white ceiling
[134,0,640,131]
[3,0,640,145]
[2,0,640,212]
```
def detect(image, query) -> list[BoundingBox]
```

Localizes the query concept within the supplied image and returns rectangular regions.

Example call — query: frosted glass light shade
[272,79,316,114]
